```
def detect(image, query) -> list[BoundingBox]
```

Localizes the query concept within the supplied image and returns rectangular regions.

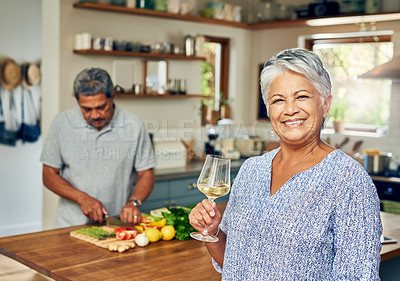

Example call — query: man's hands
[79,197,142,225]
[78,194,107,223]
[120,202,141,224]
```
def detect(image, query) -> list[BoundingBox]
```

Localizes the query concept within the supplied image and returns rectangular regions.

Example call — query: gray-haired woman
[189,48,382,280]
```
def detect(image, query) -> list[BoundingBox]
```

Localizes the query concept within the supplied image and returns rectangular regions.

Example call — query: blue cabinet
[140,172,237,213]
[141,181,170,213]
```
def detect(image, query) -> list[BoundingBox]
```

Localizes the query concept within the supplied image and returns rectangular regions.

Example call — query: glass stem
[202,225,209,236]
[202,198,215,236]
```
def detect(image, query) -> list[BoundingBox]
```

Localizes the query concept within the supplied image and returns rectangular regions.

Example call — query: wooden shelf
[116,93,207,98]
[73,2,249,29]
[249,11,400,29]
[73,49,206,61]
[74,2,400,30]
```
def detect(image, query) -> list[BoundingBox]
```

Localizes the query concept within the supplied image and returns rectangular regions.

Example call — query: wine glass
[190,155,231,242]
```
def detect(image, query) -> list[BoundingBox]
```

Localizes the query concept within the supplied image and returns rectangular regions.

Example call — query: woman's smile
[283,118,306,126]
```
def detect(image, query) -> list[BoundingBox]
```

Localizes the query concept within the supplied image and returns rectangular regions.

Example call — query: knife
[105,215,142,233]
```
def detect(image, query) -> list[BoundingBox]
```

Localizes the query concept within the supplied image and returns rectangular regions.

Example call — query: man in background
[41,68,155,227]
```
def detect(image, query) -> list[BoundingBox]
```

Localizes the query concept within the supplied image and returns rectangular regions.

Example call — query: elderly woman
[189,48,382,280]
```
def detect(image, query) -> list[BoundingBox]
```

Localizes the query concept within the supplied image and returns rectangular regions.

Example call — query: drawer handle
[187,183,197,189]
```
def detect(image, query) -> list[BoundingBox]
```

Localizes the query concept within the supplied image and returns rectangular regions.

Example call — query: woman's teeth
[284,120,305,125]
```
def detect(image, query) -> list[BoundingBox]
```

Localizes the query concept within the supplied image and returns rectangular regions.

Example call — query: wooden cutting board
[70,226,135,251]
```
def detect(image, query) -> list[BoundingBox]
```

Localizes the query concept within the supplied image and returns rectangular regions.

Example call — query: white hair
[260,48,332,109]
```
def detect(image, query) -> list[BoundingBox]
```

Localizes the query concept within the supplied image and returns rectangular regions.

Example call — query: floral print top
[213,149,382,280]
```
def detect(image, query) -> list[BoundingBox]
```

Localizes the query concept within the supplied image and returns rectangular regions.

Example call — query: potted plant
[200,98,209,125]
[200,97,219,125]
[218,92,233,120]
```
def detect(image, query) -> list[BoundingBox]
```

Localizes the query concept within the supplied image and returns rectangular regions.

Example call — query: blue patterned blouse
[213,148,382,280]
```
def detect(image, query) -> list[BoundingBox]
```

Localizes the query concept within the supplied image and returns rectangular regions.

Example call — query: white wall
[41,0,61,230]
[0,0,43,237]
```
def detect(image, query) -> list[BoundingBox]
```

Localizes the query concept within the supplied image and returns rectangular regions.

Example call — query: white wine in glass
[190,155,231,242]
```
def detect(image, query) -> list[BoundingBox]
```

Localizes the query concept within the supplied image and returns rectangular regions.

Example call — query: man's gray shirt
[40,106,156,227]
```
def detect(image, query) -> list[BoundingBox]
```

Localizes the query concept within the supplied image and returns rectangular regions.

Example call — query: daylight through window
[311,37,393,134]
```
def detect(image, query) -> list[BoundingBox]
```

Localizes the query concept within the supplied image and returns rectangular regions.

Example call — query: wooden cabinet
[72,4,207,98]
[73,2,248,29]
[73,49,206,61]
[73,50,205,97]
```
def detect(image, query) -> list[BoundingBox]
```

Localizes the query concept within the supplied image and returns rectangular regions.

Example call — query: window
[201,36,230,125]
[305,33,393,135]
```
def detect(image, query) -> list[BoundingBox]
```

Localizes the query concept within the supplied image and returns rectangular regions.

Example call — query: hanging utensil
[351,140,363,155]
[335,137,350,149]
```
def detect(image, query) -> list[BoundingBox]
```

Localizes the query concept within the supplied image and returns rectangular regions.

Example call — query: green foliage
[219,92,233,105]
[329,88,347,121]
[161,206,196,240]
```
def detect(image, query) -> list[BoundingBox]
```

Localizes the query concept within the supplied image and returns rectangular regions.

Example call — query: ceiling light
[306,13,400,26]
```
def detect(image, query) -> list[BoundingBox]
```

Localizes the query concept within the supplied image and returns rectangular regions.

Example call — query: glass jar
[365,0,380,14]
[256,0,275,22]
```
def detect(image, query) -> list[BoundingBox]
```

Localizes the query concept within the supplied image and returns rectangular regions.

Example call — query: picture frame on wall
[258,63,269,120]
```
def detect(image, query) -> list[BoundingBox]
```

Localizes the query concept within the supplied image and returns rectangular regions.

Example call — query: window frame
[204,36,230,106]
[303,33,393,134]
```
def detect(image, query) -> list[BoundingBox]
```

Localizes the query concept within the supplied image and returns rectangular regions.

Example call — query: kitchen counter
[1,205,399,280]
[154,159,400,184]
[0,232,219,281]
[0,204,229,281]
[371,175,400,184]
[154,158,246,181]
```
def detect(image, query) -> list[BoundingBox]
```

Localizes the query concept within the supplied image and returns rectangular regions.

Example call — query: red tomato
[115,229,138,240]
[116,231,127,240]
[142,225,160,230]
[141,217,152,223]
[114,226,135,232]
[127,230,138,239]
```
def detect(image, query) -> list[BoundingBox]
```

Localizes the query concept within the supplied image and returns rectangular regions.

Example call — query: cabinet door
[141,181,169,213]
[169,174,236,207]
[373,180,400,202]
[169,177,205,207]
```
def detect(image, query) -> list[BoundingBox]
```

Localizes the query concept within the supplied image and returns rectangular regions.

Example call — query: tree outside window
[201,37,230,125]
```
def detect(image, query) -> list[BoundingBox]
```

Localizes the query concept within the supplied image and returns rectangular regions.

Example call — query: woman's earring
[269,129,276,139]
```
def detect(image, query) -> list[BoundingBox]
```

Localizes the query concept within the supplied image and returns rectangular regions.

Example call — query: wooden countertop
[371,175,400,184]
[0,227,221,281]
[381,211,400,261]
[1,208,399,280]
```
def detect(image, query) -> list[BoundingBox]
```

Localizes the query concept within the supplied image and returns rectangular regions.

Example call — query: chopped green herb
[76,226,115,240]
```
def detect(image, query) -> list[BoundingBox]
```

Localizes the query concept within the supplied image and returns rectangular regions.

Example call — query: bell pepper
[150,218,166,228]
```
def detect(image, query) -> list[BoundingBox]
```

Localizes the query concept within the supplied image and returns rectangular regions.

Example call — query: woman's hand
[189,199,222,236]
